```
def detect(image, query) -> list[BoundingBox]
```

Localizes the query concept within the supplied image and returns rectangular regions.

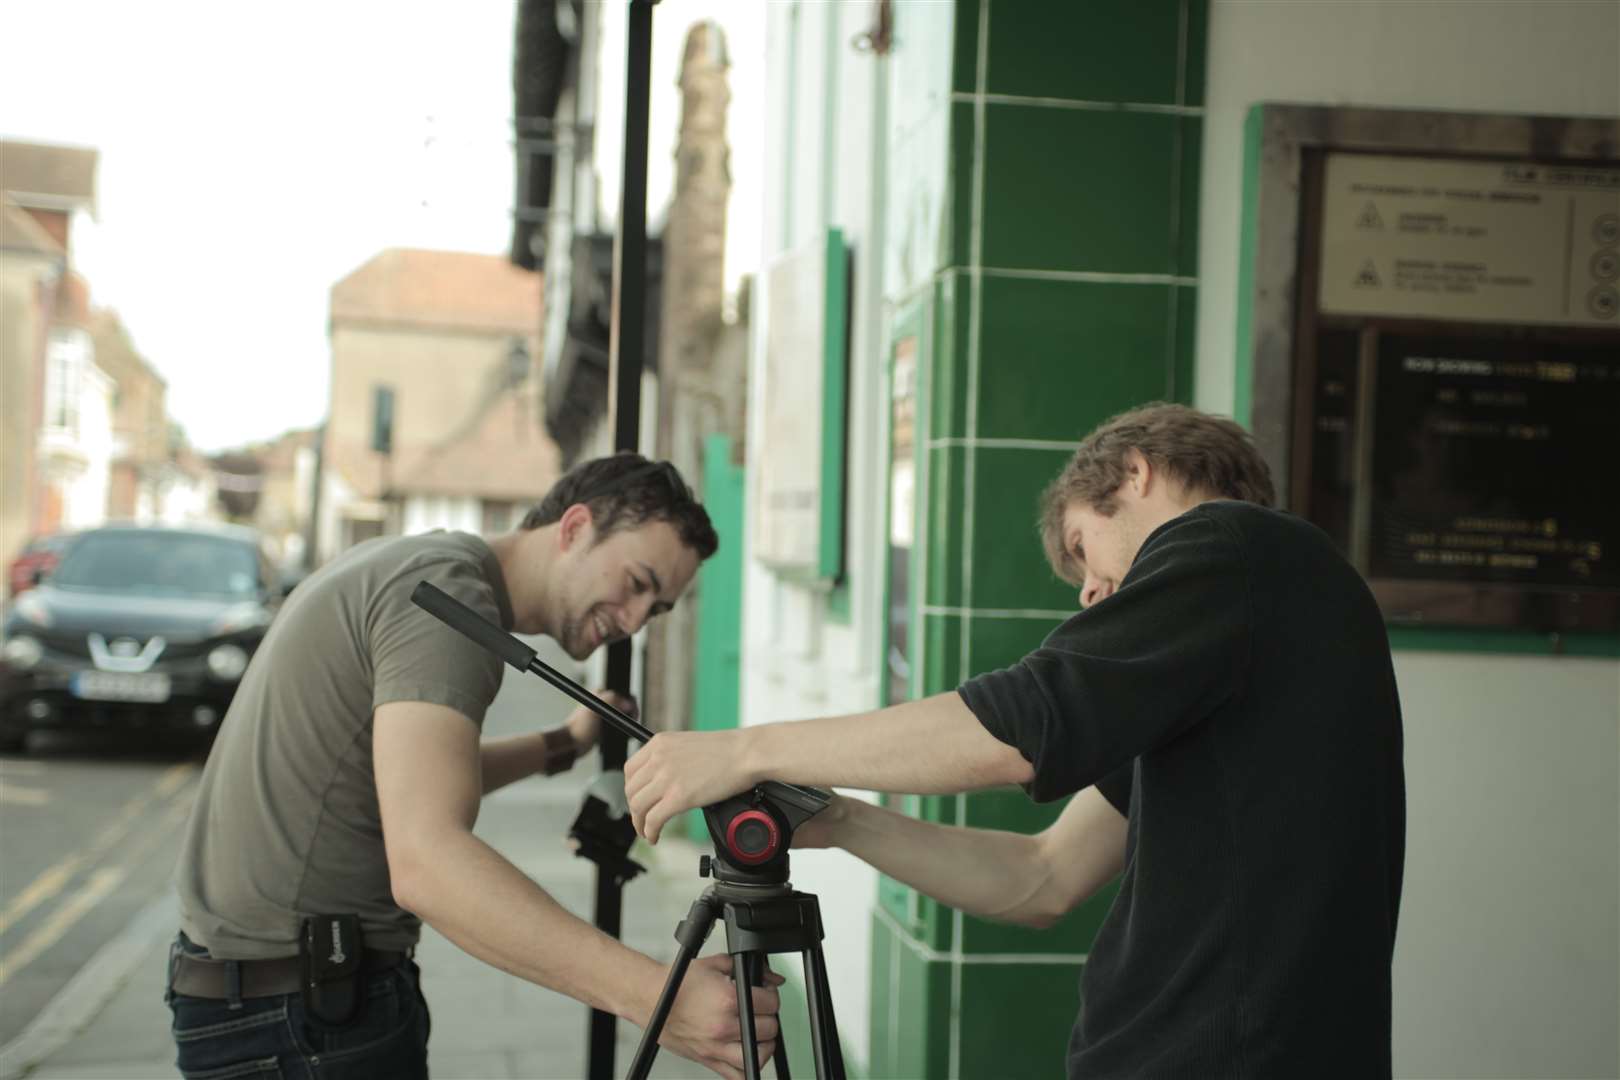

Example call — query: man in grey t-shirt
[168,454,779,1080]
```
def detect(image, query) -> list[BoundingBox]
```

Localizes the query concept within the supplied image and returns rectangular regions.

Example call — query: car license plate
[71,671,171,703]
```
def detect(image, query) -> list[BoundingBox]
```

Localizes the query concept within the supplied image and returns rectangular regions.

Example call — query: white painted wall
[402,494,481,538]
[742,1,901,1066]
[1198,4,1620,1076]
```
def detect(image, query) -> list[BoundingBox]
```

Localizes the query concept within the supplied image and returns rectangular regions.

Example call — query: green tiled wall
[872,0,1209,1075]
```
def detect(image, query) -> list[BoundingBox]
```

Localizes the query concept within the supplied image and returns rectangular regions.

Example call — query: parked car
[0,524,281,752]
[6,531,78,599]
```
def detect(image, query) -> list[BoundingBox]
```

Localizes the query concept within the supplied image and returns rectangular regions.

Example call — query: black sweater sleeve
[958,510,1250,802]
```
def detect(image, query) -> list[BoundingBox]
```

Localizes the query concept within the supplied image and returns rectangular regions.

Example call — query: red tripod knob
[725,809,781,865]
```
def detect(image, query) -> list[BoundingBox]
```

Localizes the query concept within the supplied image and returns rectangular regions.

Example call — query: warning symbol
[1356,201,1384,230]
[1354,260,1381,288]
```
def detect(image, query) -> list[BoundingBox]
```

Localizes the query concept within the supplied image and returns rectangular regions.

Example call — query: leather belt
[169,948,409,1000]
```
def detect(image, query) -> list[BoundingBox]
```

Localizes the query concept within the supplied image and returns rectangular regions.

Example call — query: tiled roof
[0,195,64,256]
[0,140,98,213]
[330,248,542,334]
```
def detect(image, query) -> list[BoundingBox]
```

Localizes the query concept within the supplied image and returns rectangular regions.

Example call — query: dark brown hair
[522,453,719,560]
[1039,403,1275,584]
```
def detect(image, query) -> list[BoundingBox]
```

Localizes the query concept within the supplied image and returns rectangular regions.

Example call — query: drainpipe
[590,2,656,1077]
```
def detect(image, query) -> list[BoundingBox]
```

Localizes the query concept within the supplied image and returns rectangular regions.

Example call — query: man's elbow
[385,838,442,918]
[1018,895,1072,930]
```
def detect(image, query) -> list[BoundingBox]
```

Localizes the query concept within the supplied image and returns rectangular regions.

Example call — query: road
[0,733,201,1047]
[0,632,585,1051]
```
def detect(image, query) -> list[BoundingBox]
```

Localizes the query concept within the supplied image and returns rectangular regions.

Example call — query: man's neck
[489,528,557,635]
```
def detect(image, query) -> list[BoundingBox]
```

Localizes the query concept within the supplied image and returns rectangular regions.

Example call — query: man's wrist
[541,727,579,776]
[737,725,770,789]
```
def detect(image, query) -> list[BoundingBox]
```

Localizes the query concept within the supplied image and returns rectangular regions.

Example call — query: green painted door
[684,434,745,840]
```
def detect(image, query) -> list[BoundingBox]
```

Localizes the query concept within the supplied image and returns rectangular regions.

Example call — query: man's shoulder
[1185,500,1333,552]
[389,530,494,568]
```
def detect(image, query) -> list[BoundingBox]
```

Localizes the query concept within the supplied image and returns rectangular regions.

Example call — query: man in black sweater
[625,403,1406,1078]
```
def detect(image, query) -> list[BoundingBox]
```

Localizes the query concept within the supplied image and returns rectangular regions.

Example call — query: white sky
[0,0,764,453]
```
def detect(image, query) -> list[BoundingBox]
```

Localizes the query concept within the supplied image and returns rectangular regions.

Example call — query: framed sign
[1240,105,1619,637]
[753,229,850,584]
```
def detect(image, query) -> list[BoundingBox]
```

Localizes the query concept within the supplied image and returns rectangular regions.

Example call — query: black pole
[590,2,655,1077]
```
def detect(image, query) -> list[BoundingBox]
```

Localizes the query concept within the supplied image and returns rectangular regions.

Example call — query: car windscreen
[49,533,262,598]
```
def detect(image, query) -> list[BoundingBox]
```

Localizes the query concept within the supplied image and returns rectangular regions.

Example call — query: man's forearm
[392,824,659,1022]
[481,729,575,794]
[625,692,1032,844]
[744,692,1033,795]
[828,799,1064,928]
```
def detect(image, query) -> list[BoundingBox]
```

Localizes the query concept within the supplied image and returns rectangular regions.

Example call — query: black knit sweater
[960,501,1405,1079]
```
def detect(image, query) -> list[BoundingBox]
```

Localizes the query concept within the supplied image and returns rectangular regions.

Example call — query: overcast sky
[0,0,763,453]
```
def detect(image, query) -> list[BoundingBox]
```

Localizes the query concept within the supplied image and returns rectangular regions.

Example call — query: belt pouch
[300,914,364,1024]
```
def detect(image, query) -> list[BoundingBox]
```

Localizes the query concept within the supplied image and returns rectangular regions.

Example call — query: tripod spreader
[629,872,846,1080]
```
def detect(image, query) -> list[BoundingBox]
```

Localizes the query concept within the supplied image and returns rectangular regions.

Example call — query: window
[44,331,86,434]
[482,500,517,533]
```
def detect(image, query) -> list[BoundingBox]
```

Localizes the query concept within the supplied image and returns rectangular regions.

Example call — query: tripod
[629,858,845,1080]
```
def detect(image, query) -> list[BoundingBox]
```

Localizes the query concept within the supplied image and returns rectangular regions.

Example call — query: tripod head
[410,582,831,881]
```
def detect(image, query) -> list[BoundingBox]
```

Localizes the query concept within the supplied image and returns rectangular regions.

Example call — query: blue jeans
[166,936,431,1080]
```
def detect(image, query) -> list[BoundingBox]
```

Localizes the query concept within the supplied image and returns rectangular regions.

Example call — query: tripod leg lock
[673,895,720,953]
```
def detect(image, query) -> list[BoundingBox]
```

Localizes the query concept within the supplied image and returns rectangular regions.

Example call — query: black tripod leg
[628,896,719,1080]
[803,943,846,1080]
[732,952,766,1080]
[742,954,790,1080]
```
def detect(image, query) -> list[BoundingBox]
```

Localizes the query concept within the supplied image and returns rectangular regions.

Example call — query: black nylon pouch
[300,914,364,1024]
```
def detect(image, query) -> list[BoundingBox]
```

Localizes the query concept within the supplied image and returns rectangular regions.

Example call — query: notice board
[1242,106,1619,636]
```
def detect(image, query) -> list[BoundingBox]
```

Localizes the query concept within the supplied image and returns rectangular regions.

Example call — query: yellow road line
[0,786,49,807]
[154,762,192,799]
[0,772,196,989]
[0,762,195,936]
[0,867,126,988]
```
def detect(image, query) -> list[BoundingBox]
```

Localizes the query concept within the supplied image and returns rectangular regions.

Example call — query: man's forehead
[613,521,697,582]
[1060,501,1092,539]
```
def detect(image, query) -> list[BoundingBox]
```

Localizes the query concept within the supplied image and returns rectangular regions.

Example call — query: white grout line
[923,605,1073,621]
[873,904,1088,967]
[928,436,1080,452]
[1176,0,1189,109]
[953,91,1203,116]
[889,924,901,1079]
[951,904,965,1078]
[952,3,993,1070]
[983,266,1197,286]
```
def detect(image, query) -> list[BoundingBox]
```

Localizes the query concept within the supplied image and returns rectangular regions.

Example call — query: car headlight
[11,592,52,628]
[211,602,272,636]
[2,634,44,670]
[206,644,249,681]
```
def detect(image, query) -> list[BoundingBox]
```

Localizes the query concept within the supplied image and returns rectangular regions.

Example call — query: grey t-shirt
[177,531,512,959]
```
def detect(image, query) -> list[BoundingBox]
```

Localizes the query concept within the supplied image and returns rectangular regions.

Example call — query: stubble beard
[562,603,612,660]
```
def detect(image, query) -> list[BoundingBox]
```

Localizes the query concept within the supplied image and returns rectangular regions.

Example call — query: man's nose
[624,594,657,634]
[1080,575,1112,608]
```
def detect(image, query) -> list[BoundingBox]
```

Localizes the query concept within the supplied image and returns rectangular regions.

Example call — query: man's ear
[1124,449,1154,497]
[557,503,594,551]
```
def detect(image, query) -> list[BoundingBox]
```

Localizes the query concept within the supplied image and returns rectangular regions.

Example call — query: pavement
[0,643,732,1080]
[2,767,725,1080]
